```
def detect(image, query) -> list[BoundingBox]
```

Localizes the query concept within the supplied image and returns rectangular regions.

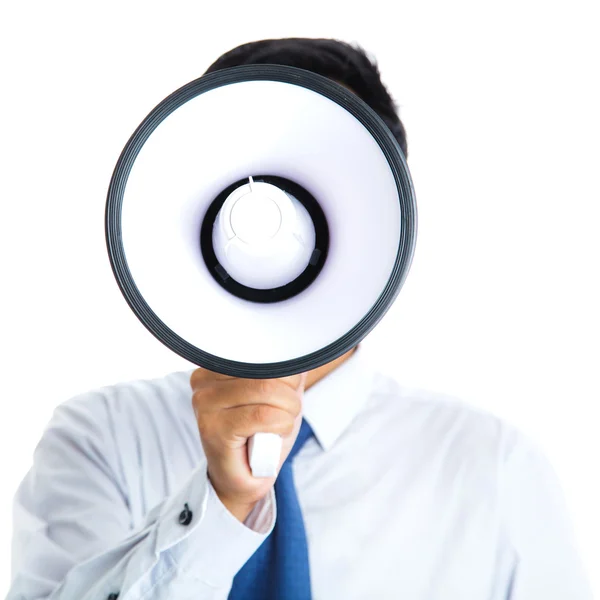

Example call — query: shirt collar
[301,345,375,451]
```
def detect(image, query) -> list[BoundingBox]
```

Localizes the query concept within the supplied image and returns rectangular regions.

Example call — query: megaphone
[105,64,417,478]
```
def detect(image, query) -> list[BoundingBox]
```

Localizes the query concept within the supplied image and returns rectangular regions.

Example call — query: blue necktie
[229,419,314,599]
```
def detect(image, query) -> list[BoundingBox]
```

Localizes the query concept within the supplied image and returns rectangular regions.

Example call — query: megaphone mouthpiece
[213,177,315,290]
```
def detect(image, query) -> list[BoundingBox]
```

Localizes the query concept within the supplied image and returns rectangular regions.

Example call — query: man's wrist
[206,470,260,524]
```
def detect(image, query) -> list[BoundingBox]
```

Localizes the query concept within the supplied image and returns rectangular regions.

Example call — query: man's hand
[190,370,307,523]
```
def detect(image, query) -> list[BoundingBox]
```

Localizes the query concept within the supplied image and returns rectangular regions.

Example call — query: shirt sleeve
[7,394,276,600]
[500,431,593,599]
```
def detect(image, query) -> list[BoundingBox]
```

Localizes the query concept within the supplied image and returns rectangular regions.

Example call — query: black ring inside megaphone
[200,175,329,303]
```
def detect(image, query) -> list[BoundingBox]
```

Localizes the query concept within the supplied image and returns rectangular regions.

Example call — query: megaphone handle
[248,432,283,478]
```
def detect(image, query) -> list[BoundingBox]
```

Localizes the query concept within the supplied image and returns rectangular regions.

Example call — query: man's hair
[205,38,408,157]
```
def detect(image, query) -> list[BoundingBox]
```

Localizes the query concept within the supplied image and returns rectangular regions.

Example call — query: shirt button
[107,594,119,600]
[178,502,193,526]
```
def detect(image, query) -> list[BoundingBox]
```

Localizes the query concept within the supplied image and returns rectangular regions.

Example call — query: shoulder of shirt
[368,368,533,468]
[366,370,561,518]
[49,368,196,441]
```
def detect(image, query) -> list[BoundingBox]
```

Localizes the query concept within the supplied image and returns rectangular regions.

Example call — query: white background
[1,0,598,596]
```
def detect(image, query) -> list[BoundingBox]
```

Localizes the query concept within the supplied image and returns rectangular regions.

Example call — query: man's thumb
[297,371,308,392]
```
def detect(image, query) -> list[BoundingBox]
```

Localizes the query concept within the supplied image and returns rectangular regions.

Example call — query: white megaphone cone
[105,64,417,478]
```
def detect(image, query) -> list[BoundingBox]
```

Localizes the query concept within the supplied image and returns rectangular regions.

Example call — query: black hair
[205,38,408,157]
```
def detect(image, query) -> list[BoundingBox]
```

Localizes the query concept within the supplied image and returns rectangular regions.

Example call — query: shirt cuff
[244,488,275,534]
[154,464,276,588]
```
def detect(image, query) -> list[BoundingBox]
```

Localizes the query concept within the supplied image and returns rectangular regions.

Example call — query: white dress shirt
[8,347,592,599]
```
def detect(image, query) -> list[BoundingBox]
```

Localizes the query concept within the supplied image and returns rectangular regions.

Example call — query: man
[8,38,592,599]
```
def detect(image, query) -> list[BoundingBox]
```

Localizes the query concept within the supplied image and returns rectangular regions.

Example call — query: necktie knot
[286,418,314,463]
